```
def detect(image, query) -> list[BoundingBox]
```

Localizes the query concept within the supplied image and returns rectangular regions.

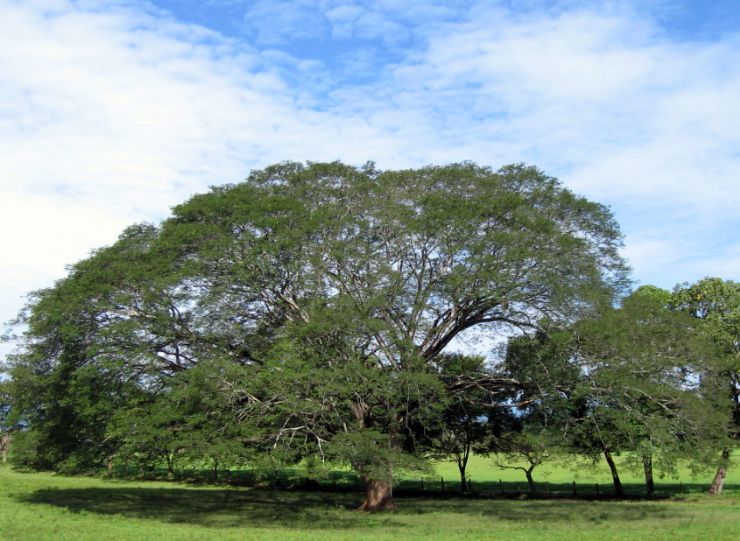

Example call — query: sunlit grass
[1,460,738,540]
[419,454,740,497]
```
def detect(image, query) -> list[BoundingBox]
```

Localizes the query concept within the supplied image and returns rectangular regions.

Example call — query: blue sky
[1,0,739,358]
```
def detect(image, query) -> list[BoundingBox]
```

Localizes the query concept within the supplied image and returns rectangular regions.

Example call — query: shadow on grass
[402,497,683,525]
[18,485,703,530]
[20,487,386,530]
[396,479,740,500]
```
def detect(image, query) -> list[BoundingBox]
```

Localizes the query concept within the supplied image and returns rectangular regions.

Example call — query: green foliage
[327,430,433,480]
[573,288,728,477]
[492,332,579,491]
[427,354,491,490]
[4,161,629,497]
[109,359,254,476]
[672,278,740,438]
[500,329,582,422]
[0,379,12,432]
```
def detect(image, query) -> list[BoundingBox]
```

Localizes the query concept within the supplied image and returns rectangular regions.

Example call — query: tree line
[1,162,737,510]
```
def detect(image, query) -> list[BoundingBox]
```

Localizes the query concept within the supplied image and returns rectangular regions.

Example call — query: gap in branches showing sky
[1,0,739,358]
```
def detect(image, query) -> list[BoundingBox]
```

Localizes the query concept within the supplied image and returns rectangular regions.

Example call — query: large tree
[160,161,626,508]
[6,161,627,509]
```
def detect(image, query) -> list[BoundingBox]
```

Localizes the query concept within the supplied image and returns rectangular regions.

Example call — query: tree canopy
[15,161,731,510]
[672,278,740,494]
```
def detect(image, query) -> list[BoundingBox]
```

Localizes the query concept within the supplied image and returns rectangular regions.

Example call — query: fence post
[572,481,577,497]
[595,483,600,497]
[420,478,424,493]
[441,477,445,494]
[499,479,504,495]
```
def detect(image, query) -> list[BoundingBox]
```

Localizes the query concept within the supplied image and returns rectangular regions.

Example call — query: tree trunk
[351,402,396,511]
[603,447,624,497]
[642,453,655,497]
[0,434,10,464]
[457,450,469,493]
[708,449,731,496]
[458,466,467,493]
[166,453,175,479]
[525,467,536,495]
[359,478,395,511]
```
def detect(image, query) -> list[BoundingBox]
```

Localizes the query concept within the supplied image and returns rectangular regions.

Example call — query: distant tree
[493,425,560,495]
[430,353,493,493]
[494,330,579,494]
[575,286,727,497]
[0,381,13,464]
[672,278,740,495]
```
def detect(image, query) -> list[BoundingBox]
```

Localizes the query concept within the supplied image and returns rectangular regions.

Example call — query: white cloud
[241,0,330,44]
[351,4,740,287]
[0,0,436,348]
[1,0,739,362]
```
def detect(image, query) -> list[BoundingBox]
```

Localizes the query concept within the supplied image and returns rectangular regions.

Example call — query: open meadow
[1,457,738,541]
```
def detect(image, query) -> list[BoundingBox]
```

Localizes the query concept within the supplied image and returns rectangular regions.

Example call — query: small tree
[567,402,630,497]
[496,330,581,495]
[575,286,728,497]
[672,278,740,495]
[0,381,13,464]
[431,353,491,493]
[493,427,557,495]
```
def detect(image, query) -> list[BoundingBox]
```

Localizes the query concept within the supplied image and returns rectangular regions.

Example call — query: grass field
[1,458,738,541]
[414,454,740,497]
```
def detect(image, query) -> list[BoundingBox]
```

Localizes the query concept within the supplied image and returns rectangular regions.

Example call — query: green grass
[411,454,740,497]
[1,461,738,541]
